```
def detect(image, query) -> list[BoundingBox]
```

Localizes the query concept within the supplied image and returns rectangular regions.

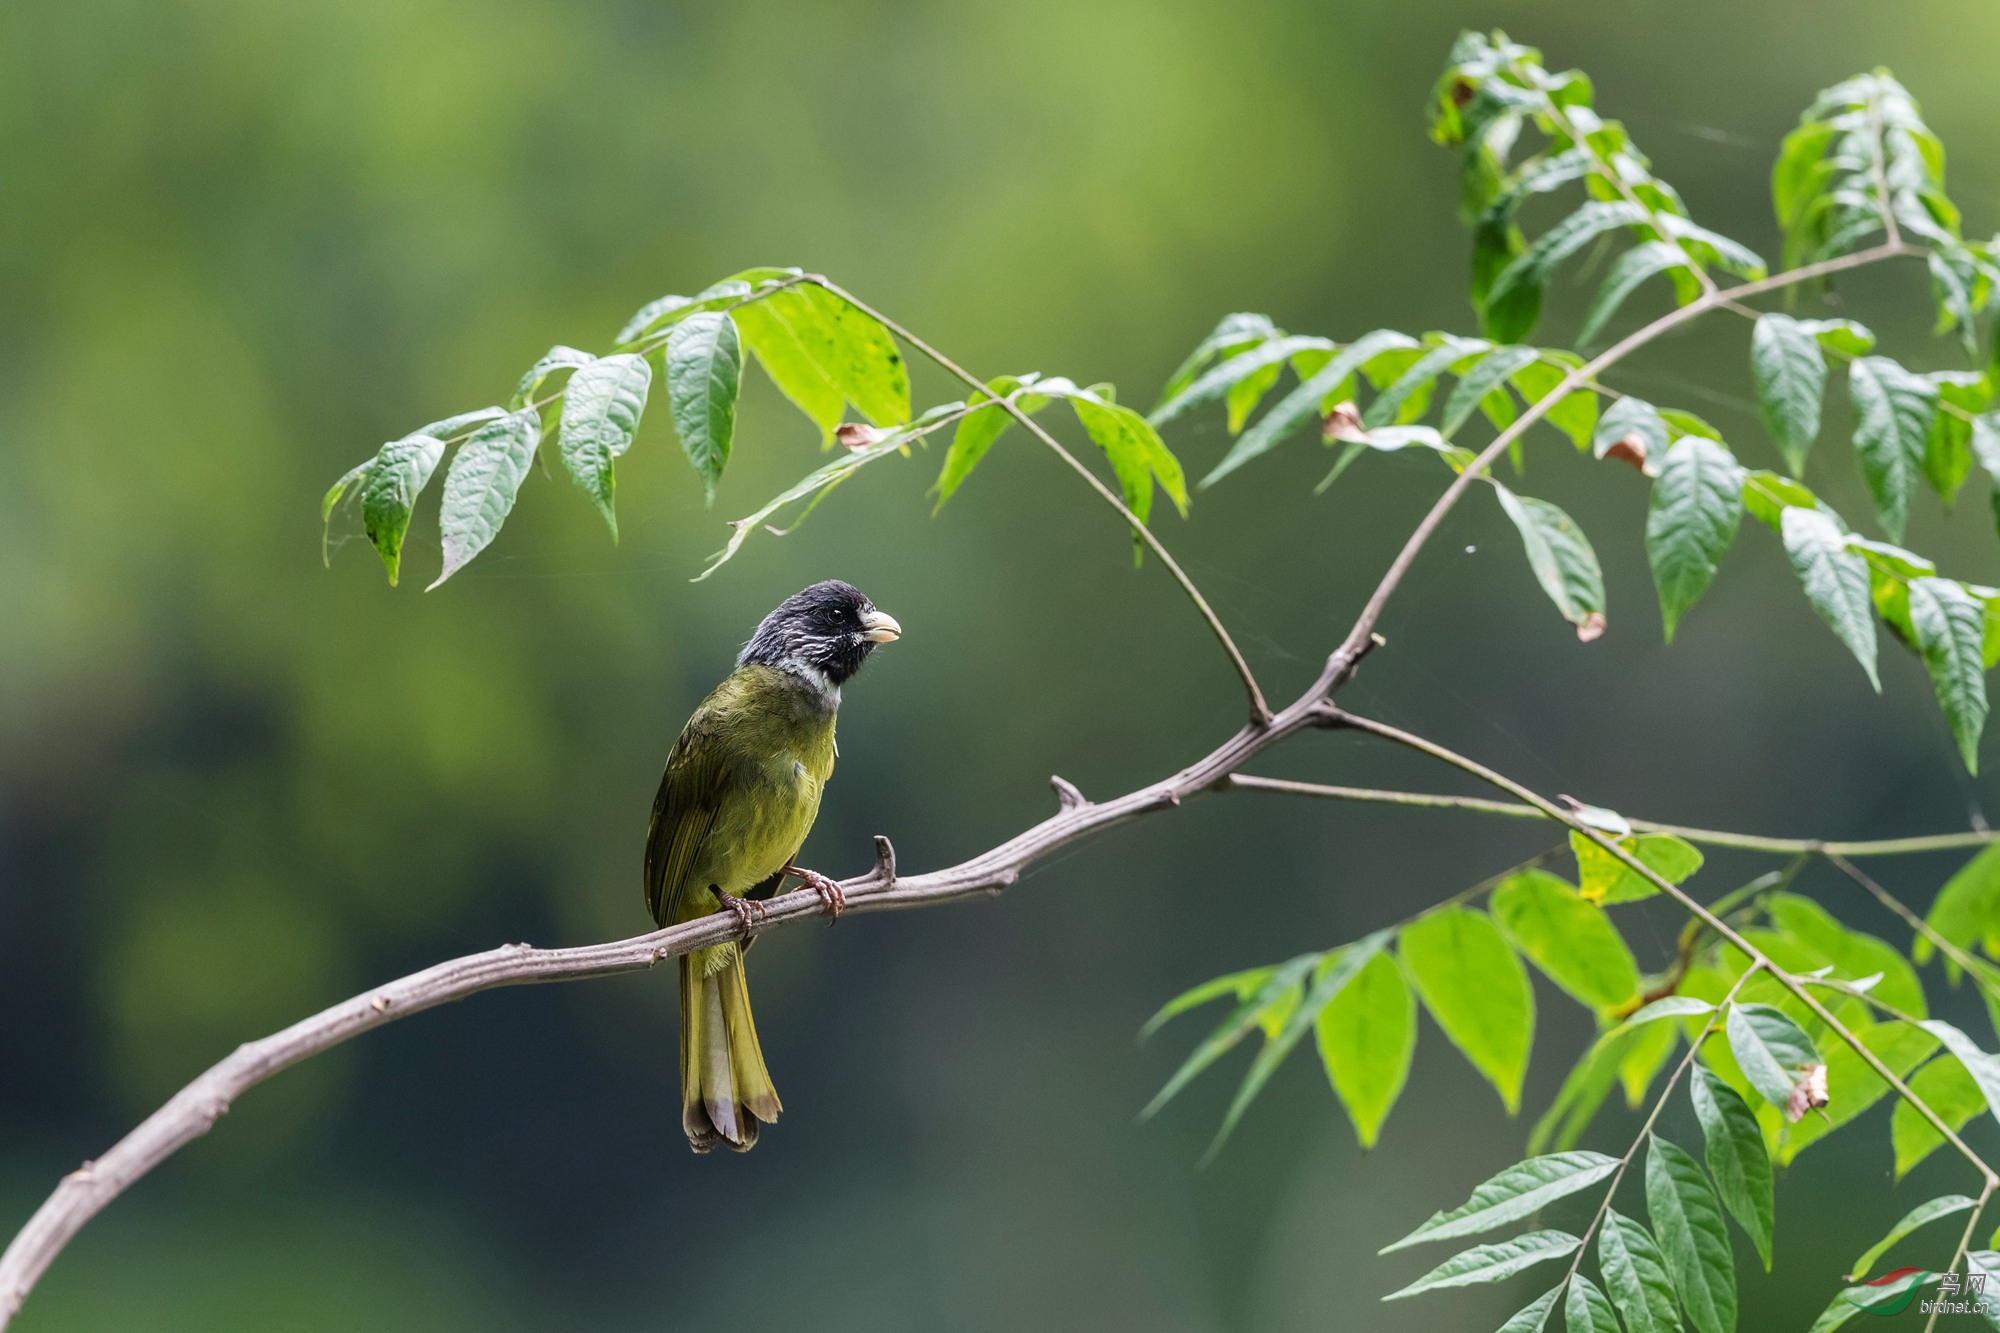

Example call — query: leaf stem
[1926,1178,1993,1333]
[806,276,1274,724]
[1224,774,2000,856]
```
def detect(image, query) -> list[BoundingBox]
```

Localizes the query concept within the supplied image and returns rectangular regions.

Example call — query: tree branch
[1225,774,2000,856]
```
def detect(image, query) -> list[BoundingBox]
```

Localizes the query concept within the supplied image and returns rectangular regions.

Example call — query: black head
[738,580,901,690]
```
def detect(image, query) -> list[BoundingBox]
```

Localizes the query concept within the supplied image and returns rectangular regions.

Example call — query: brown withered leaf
[1786,1063,1830,1122]
[1575,612,1608,643]
[1602,432,1650,474]
[835,422,881,451]
[1321,401,1368,444]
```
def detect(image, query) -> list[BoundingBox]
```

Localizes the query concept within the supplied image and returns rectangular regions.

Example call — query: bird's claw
[715,890,766,939]
[784,865,846,920]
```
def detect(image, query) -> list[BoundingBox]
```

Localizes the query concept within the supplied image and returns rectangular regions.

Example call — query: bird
[644,580,902,1153]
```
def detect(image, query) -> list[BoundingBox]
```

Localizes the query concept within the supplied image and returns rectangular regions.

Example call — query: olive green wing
[644,715,735,927]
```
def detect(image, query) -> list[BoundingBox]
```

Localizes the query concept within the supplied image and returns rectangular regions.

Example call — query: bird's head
[738,580,901,692]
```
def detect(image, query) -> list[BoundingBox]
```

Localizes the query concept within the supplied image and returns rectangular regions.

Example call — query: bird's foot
[714,890,767,939]
[783,865,846,920]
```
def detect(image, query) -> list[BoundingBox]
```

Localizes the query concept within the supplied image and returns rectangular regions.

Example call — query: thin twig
[809,277,1273,724]
[1225,774,2000,856]
[1926,1179,1993,1333]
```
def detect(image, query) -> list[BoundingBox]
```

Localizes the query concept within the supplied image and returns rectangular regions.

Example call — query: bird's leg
[782,865,846,919]
[713,888,767,938]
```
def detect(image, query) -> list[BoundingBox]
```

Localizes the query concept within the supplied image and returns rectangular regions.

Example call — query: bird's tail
[679,944,781,1153]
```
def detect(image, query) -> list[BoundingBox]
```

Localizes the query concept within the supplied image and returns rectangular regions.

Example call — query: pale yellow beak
[860,609,902,643]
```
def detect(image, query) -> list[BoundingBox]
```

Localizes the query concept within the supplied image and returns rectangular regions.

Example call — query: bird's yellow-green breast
[646,663,838,937]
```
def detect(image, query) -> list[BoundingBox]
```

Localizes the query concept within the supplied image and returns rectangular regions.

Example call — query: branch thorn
[871,834,898,887]
[1051,775,1089,812]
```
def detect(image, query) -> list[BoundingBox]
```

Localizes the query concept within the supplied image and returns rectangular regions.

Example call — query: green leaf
[1490,870,1640,1009]
[413,406,507,441]
[1205,934,1386,1159]
[1966,1252,2000,1328]
[1751,313,1827,477]
[1444,345,1539,437]
[732,297,845,445]
[1647,1135,1737,1333]
[1764,892,1926,1016]
[1848,1194,1976,1282]
[1069,392,1189,527]
[1798,318,1876,360]
[1381,1230,1581,1301]
[1778,1022,1938,1166]
[1599,1209,1683,1333]
[934,377,1048,510]
[1202,330,1417,486]
[1781,507,1880,690]
[757,284,910,428]
[1225,360,1283,434]
[1691,1065,1774,1269]
[1726,1002,1822,1114]
[1924,844,2000,963]
[1596,396,1669,464]
[321,460,369,565]
[556,352,651,538]
[1850,357,1939,541]
[1139,954,1318,1122]
[1365,337,1488,429]
[1622,1016,1681,1107]
[428,409,541,590]
[1140,964,1277,1041]
[1486,201,1648,319]
[1400,906,1534,1113]
[1382,1151,1618,1253]
[614,293,698,346]
[1509,356,1597,451]
[1316,948,1416,1149]
[1661,408,1722,442]
[512,345,596,409]
[358,434,445,586]
[1647,437,1745,641]
[1566,1275,1622,1333]
[1917,1020,2000,1131]
[1150,334,1333,427]
[1893,1054,1988,1179]
[1908,577,1990,772]
[665,312,744,501]
[1500,1286,1563,1333]
[1926,403,1976,505]
[1571,831,1704,906]
[1155,312,1278,407]
[1579,241,1692,344]
[1494,485,1607,640]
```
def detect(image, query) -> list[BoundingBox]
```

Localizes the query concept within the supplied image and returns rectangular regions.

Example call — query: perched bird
[645,580,902,1152]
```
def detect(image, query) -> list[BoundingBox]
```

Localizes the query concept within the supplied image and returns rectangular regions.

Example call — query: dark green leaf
[1599,1209,1683,1333]
[1500,1286,1563,1333]
[1647,1135,1737,1333]
[1364,337,1488,429]
[429,409,541,590]
[1647,437,1745,640]
[1486,201,1647,317]
[1444,345,1539,436]
[1509,356,1598,451]
[1780,507,1880,690]
[1140,963,1278,1041]
[1579,241,1692,344]
[1150,334,1333,427]
[614,293,698,346]
[1316,948,1416,1149]
[1596,396,1669,464]
[1400,906,1534,1113]
[1726,1002,1821,1114]
[934,376,1049,510]
[1848,1194,1976,1282]
[1156,312,1279,407]
[1382,1230,1581,1301]
[1893,1054,1988,1179]
[1908,577,1989,772]
[359,434,445,586]
[1850,356,1938,541]
[1751,314,1827,476]
[512,345,596,409]
[1490,869,1640,1009]
[1566,1275,1622,1333]
[1692,1065,1774,1269]
[557,352,652,538]
[1069,392,1189,527]
[1139,954,1319,1122]
[1494,485,1607,639]
[666,312,743,501]
[1918,1020,2000,1129]
[1382,1150,1618,1253]
[1922,844,2000,964]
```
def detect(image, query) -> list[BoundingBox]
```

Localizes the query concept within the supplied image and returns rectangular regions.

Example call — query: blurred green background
[6,0,2000,1328]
